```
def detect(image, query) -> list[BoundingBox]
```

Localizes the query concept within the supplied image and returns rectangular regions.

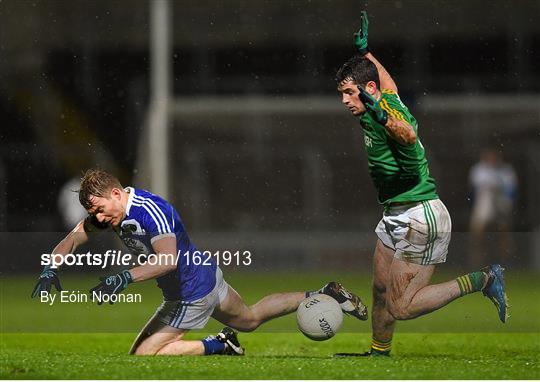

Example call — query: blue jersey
[86,187,217,301]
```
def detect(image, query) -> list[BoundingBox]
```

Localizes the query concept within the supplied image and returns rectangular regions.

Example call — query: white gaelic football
[296,294,343,341]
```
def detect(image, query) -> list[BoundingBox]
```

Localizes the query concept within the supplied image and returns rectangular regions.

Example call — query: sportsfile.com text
[41,250,253,269]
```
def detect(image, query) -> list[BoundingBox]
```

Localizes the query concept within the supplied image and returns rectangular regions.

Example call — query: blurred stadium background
[1,0,539,276]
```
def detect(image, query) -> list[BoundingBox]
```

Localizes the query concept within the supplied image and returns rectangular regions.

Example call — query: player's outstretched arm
[31,220,89,298]
[354,11,398,93]
[51,219,89,264]
[358,86,416,145]
[366,52,398,93]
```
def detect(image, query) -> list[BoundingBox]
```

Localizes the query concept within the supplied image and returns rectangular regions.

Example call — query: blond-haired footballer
[32,169,368,356]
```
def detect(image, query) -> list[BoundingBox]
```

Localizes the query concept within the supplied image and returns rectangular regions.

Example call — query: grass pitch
[1,271,539,379]
[2,332,539,379]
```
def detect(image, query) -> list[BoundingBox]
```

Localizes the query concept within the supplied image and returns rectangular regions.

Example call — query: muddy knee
[386,298,414,320]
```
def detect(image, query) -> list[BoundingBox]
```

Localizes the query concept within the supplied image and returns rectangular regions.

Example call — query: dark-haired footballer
[32,169,368,356]
[334,11,508,357]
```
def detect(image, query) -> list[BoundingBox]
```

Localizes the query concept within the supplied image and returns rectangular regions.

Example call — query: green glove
[358,86,388,125]
[31,266,62,298]
[89,270,133,305]
[354,11,369,55]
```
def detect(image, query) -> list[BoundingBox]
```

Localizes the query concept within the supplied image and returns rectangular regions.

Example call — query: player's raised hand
[31,267,62,298]
[357,86,388,125]
[354,11,369,56]
[89,270,133,305]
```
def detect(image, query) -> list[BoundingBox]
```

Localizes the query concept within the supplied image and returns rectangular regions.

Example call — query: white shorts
[155,267,229,330]
[375,199,452,265]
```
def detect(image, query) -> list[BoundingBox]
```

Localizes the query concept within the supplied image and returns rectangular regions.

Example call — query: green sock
[371,337,391,356]
[456,271,486,296]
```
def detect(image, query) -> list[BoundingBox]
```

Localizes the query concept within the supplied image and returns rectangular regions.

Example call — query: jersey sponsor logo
[121,219,144,234]
[364,135,373,147]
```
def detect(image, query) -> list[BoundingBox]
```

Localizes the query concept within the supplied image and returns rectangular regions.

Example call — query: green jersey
[359,89,438,205]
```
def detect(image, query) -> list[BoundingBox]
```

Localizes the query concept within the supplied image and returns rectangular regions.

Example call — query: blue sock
[202,336,225,355]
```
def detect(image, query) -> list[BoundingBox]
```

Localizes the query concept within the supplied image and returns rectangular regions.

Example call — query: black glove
[89,270,133,305]
[358,86,388,125]
[31,267,62,298]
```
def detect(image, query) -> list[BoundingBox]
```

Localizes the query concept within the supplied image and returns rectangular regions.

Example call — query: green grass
[1,271,540,379]
[1,333,539,379]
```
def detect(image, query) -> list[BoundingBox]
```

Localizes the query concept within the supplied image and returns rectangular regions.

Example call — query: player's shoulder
[380,89,401,103]
[128,187,174,219]
[131,188,170,208]
[381,88,397,95]
[380,89,410,112]
[127,187,176,232]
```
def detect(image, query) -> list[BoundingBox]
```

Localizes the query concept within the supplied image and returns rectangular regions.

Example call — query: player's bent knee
[226,312,262,332]
[234,319,260,332]
[131,339,168,356]
[387,306,407,320]
[133,345,158,356]
[387,300,414,320]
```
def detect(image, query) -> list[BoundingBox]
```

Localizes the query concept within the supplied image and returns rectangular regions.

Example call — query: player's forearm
[48,235,78,268]
[128,236,177,282]
[366,52,398,92]
[384,117,416,146]
[49,221,88,268]
[128,259,177,282]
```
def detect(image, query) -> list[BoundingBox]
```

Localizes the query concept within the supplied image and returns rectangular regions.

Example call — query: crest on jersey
[120,219,150,254]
